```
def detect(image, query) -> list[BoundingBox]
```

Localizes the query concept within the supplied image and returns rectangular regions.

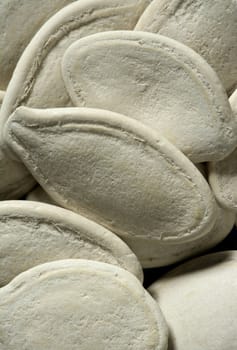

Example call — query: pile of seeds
[0,0,237,349]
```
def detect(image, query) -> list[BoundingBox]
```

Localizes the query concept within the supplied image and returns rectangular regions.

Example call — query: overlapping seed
[0,0,152,199]
[0,260,167,350]
[149,252,237,350]
[0,0,236,348]
[135,0,237,93]
[0,0,76,90]
[5,107,217,245]
[0,200,143,286]
[125,203,235,268]
[62,30,237,162]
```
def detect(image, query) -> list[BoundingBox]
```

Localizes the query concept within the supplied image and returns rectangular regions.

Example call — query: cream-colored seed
[0,1,236,348]
[0,200,143,285]
[62,30,237,163]
[135,0,237,93]
[149,252,237,350]
[5,107,217,246]
[0,260,168,349]
[126,204,234,268]
[0,0,151,200]
[0,0,76,90]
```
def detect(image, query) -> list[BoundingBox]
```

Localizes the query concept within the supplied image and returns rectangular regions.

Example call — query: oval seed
[5,106,217,244]
[135,0,237,92]
[0,260,167,350]
[149,251,237,350]
[62,30,236,162]
[0,0,151,200]
[0,200,143,285]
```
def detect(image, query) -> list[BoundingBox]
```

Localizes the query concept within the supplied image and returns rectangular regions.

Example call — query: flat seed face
[62,31,236,162]
[149,251,237,350]
[1,0,151,123]
[208,90,237,211]
[5,107,217,244]
[0,260,168,350]
[0,0,76,90]
[0,200,143,285]
[0,0,151,200]
[135,0,237,92]
[125,205,235,268]
[0,0,150,90]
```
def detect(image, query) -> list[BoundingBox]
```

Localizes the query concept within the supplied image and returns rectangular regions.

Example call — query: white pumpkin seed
[0,259,167,350]
[149,251,237,350]
[125,204,234,267]
[0,0,150,199]
[135,0,237,93]
[5,106,217,244]
[0,200,143,285]
[62,30,236,162]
